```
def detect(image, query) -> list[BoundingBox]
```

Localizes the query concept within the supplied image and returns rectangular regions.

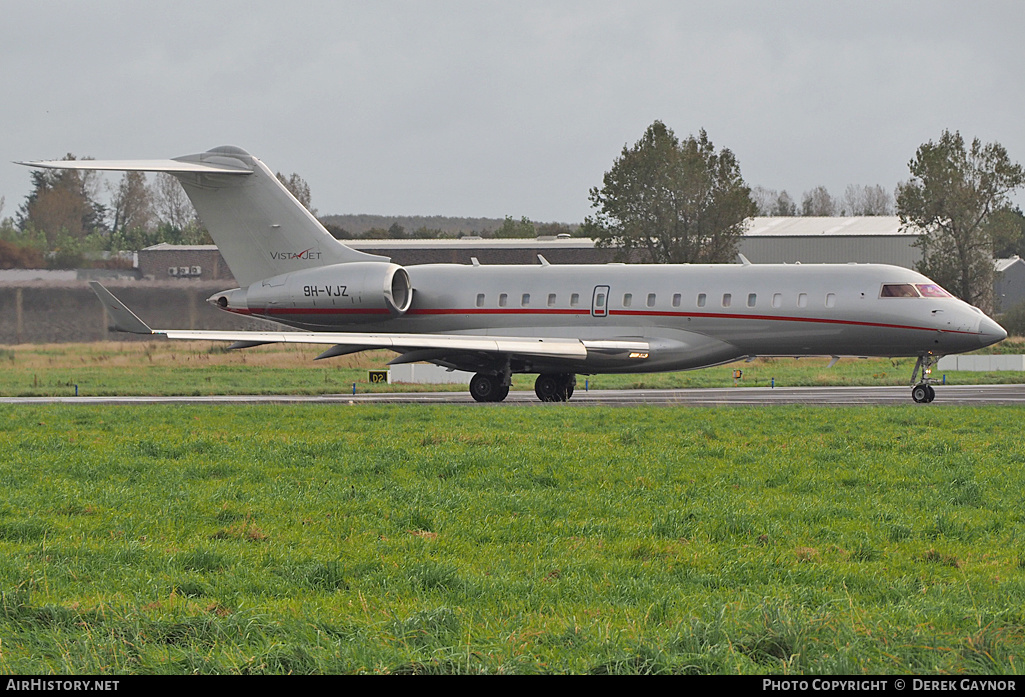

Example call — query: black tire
[560,374,576,400]
[534,374,562,402]
[535,373,573,402]
[912,384,930,403]
[470,373,499,402]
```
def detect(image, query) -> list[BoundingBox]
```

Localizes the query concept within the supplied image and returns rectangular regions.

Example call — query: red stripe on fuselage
[227,306,978,335]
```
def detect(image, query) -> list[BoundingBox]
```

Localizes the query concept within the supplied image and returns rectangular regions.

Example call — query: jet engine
[216,262,412,328]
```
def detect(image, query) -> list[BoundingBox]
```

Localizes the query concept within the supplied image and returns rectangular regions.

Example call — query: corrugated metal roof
[995,256,1024,272]
[744,216,908,237]
[346,237,596,249]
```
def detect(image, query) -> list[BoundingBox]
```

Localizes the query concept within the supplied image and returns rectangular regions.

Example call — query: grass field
[1,403,1023,674]
[1,338,1024,397]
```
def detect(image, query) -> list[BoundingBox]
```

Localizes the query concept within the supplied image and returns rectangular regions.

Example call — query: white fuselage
[218,262,1003,375]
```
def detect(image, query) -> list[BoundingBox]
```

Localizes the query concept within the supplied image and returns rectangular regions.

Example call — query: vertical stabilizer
[19,146,389,287]
[170,147,388,286]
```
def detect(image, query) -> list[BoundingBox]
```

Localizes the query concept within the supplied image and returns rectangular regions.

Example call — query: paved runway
[3,384,1025,406]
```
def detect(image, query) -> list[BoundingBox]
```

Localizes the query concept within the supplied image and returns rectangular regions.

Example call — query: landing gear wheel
[470,373,508,402]
[909,355,940,404]
[534,373,575,402]
[562,374,576,400]
[911,384,936,403]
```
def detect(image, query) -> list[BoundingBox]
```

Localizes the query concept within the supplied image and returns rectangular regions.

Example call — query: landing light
[629,352,649,359]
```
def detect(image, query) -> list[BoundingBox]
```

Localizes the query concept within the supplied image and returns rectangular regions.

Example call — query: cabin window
[880,283,919,298]
[521,293,530,306]
[647,293,656,307]
[772,293,782,308]
[672,293,681,307]
[476,293,485,307]
[623,293,633,307]
[499,293,508,307]
[547,293,557,307]
[722,293,732,308]
[697,293,707,308]
[797,293,808,308]
[747,293,757,307]
[570,293,580,306]
[825,293,836,308]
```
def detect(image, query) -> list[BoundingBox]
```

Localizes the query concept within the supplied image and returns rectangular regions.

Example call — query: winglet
[89,282,155,334]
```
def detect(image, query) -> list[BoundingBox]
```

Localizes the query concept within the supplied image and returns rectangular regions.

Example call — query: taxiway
[2,385,1024,406]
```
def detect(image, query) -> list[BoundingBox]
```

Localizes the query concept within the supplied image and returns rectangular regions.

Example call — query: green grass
[0,404,1023,673]
[1,339,1024,396]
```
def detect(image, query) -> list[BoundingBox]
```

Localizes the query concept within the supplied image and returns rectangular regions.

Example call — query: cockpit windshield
[880,283,955,299]
[914,283,953,298]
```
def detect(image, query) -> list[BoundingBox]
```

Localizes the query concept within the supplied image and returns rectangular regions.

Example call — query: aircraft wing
[90,282,647,362]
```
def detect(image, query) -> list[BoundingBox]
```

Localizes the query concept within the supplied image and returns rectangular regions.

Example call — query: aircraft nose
[978,315,1008,347]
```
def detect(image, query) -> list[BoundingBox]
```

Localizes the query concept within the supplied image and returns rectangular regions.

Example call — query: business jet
[21,146,1007,403]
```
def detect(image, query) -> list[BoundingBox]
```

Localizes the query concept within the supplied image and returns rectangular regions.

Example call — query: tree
[152,172,198,232]
[276,172,315,215]
[988,206,1025,259]
[585,122,756,263]
[494,215,536,238]
[801,186,837,216]
[109,171,154,237]
[896,130,1025,313]
[772,190,798,216]
[751,187,797,217]
[841,184,893,216]
[17,155,106,246]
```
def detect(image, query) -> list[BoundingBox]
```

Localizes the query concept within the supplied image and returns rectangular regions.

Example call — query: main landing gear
[469,373,510,403]
[910,354,939,403]
[534,373,575,402]
[469,372,577,403]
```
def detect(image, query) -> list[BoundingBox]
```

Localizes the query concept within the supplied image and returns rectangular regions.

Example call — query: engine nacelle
[240,262,412,326]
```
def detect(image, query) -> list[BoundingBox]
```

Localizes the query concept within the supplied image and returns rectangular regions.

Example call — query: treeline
[750,184,894,217]
[319,214,579,240]
[0,157,213,270]
[0,159,584,269]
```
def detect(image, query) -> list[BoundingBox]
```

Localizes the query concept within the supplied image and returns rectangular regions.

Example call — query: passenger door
[591,285,610,318]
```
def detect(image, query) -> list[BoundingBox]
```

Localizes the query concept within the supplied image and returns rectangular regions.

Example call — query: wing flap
[160,329,591,360]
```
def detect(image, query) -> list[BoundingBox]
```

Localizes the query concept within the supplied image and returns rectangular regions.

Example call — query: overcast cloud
[2,0,1023,222]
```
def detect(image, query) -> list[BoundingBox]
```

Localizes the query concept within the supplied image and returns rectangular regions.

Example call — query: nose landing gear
[910,355,939,403]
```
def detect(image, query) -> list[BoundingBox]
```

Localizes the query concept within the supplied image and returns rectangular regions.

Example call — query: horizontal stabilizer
[17,159,252,175]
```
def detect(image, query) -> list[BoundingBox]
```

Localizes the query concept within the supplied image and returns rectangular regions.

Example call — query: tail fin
[21,146,388,286]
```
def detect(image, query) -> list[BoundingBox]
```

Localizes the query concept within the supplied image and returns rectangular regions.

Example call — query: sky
[2,0,1023,223]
